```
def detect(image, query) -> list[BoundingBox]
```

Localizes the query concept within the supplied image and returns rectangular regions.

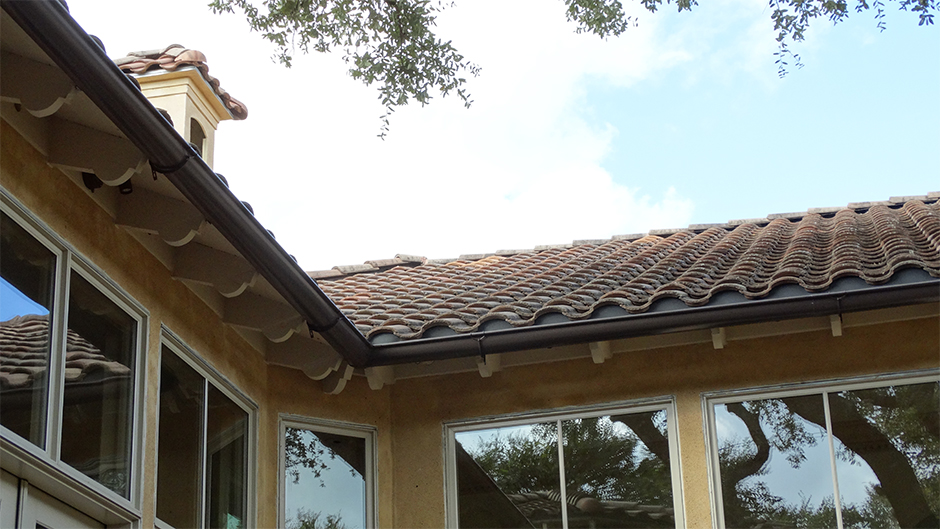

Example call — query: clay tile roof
[115,44,248,120]
[313,196,940,342]
[1,315,131,391]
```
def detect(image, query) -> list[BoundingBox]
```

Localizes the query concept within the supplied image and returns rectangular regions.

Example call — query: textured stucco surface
[382,317,938,528]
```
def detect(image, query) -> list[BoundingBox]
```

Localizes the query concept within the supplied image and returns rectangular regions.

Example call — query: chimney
[116,45,247,169]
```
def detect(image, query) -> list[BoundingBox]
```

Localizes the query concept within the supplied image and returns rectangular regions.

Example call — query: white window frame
[703,369,940,529]
[278,415,378,529]
[0,190,148,525]
[443,397,685,529]
[155,328,258,529]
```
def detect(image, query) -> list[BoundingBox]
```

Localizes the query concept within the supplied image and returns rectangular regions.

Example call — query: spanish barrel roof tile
[1,315,131,391]
[115,44,248,120]
[314,197,940,341]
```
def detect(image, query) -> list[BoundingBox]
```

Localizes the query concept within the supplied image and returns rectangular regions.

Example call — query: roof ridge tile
[767,211,808,220]
[847,200,892,209]
[533,244,573,251]
[612,233,647,241]
[728,217,770,226]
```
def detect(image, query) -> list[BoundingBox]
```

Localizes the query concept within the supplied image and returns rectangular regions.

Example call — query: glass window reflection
[713,380,940,529]
[830,382,940,529]
[283,428,367,529]
[715,395,836,529]
[60,271,136,498]
[455,410,678,529]
[157,349,205,528]
[0,211,56,447]
[456,422,561,529]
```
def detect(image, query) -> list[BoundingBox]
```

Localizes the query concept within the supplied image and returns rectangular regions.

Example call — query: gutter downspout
[2,0,372,367]
[8,1,938,371]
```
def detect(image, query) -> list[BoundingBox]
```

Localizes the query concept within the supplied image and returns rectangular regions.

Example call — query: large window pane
[206,384,248,529]
[157,349,205,528]
[714,395,837,529]
[59,271,136,498]
[830,382,940,529]
[284,427,367,529]
[562,412,675,527]
[0,212,56,447]
[456,422,562,529]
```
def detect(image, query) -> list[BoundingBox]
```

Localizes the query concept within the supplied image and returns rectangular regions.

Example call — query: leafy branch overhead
[211,0,937,136]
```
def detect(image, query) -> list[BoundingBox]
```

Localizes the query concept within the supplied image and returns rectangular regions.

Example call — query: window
[0,199,145,503]
[279,417,376,529]
[156,336,256,529]
[706,374,940,529]
[445,400,684,529]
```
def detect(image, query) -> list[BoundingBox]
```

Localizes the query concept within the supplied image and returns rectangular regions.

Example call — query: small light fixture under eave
[81,171,103,193]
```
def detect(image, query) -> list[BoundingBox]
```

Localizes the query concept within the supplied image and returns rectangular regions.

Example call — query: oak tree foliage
[210,0,936,136]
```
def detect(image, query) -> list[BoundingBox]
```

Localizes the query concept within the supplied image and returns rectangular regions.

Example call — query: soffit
[0,8,342,384]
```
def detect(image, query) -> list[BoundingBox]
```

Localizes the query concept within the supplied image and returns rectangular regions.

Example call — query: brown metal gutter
[2,0,372,367]
[7,0,938,371]
[366,277,940,366]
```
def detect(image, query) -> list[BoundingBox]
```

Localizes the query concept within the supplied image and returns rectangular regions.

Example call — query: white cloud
[69,0,711,270]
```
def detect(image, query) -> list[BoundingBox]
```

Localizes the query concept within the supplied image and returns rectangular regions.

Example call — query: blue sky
[67,0,938,271]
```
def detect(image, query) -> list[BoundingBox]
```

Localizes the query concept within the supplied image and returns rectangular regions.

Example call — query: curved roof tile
[115,44,248,120]
[315,198,940,342]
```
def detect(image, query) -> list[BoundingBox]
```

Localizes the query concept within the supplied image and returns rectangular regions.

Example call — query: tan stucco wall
[0,120,389,528]
[4,119,939,528]
[382,315,939,528]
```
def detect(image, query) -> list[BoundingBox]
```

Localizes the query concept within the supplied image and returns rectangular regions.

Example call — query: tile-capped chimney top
[115,44,247,120]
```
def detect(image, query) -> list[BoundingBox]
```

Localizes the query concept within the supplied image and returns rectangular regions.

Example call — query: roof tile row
[314,197,940,341]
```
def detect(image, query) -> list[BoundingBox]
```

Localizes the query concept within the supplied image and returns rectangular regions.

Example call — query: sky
[67,0,939,272]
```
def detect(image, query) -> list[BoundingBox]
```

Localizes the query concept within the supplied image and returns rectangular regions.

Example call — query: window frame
[156,328,259,529]
[443,396,685,529]
[0,190,148,522]
[278,415,378,529]
[703,369,940,529]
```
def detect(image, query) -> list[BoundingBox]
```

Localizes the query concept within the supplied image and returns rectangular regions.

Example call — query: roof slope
[317,197,940,343]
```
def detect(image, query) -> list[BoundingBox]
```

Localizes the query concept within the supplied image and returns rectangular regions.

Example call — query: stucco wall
[0,120,390,528]
[383,316,939,527]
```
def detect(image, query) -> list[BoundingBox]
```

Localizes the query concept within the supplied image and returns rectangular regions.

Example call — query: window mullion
[199,378,209,529]
[45,251,70,463]
[822,391,844,529]
[555,419,569,529]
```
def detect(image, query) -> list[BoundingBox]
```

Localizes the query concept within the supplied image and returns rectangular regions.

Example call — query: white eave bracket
[365,365,396,390]
[589,341,613,364]
[711,327,727,349]
[830,314,843,337]
[476,354,502,378]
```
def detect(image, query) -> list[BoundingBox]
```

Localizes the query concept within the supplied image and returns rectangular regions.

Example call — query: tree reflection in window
[456,410,677,529]
[714,381,939,529]
[283,426,368,529]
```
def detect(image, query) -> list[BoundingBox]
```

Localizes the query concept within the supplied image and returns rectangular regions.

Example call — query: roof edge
[362,277,940,367]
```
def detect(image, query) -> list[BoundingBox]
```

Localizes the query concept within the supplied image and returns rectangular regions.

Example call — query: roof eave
[362,276,940,367]
[1,0,372,367]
